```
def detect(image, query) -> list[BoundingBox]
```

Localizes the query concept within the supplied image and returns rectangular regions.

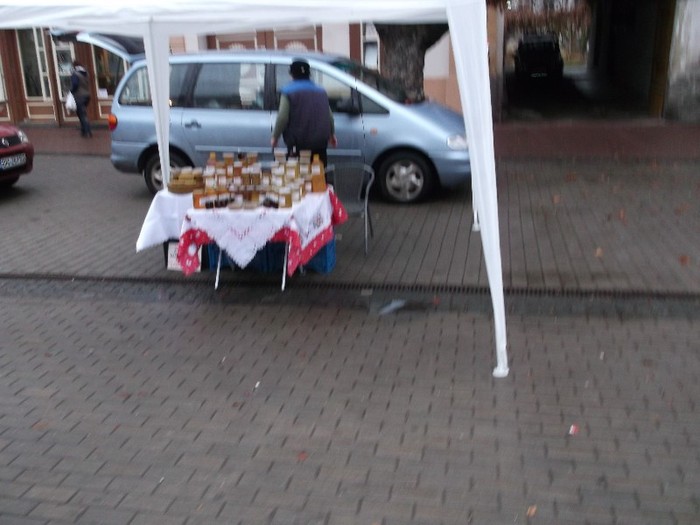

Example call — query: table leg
[215,248,223,290]
[281,242,288,291]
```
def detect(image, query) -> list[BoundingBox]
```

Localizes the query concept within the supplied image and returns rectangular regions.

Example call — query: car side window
[273,64,352,113]
[313,71,353,113]
[118,66,151,106]
[360,94,388,115]
[118,64,189,107]
[169,65,190,107]
[274,64,291,108]
[192,62,265,110]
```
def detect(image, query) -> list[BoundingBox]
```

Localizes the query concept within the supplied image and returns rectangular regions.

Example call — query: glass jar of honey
[204,189,218,209]
[192,189,205,209]
[278,187,292,208]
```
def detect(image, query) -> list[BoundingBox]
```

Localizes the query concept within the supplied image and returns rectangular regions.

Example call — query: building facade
[0,23,464,129]
[0,28,127,126]
[1,3,699,128]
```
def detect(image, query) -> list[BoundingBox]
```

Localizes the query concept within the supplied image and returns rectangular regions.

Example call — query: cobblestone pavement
[1,155,698,296]
[0,125,699,523]
[0,278,698,524]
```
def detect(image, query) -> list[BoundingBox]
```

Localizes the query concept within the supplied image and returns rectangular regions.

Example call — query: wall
[425,6,504,116]
[607,0,657,106]
[665,0,700,121]
[321,24,350,57]
[488,5,505,121]
[424,32,454,110]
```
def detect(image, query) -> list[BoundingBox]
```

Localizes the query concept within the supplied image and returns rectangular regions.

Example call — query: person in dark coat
[70,61,92,137]
[271,58,336,165]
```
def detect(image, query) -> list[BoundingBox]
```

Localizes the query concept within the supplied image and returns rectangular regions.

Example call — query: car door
[355,91,392,167]
[178,60,271,166]
[272,63,363,166]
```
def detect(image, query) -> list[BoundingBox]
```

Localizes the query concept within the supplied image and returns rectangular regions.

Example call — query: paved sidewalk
[2,153,698,297]
[23,120,700,160]
[1,121,698,524]
[0,278,698,525]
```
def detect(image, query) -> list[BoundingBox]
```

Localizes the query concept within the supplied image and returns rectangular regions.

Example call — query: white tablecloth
[180,190,336,270]
[135,190,193,251]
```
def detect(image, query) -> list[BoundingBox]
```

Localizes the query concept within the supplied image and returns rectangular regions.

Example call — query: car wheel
[143,151,189,194]
[377,151,435,204]
[0,176,20,188]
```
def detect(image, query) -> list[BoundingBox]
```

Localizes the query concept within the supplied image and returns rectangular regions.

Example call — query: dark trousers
[287,146,328,167]
[75,95,92,137]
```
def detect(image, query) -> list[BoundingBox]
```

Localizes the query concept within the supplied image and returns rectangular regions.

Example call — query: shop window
[53,42,74,100]
[0,58,7,119]
[17,28,51,99]
[274,26,317,51]
[284,41,308,53]
[93,47,126,97]
[363,42,379,71]
[192,63,265,110]
[0,57,6,103]
[216,32,257,50]
[363,24,380,71]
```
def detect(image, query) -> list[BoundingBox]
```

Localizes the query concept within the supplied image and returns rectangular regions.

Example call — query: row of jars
[191,151,326,210]
[203,160,324,189]
[193,181,309,210]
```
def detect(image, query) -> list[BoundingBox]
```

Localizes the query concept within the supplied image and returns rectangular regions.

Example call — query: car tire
[143,151,189,194]
[0,176,20,188]
[377,151,435,204]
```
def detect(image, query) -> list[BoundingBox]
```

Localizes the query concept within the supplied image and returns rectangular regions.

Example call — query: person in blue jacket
[70,61,92,138]
[271,59,336,165]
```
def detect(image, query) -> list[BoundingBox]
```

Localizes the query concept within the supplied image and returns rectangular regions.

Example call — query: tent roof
[0,1,453,35]
[0,0,509,378]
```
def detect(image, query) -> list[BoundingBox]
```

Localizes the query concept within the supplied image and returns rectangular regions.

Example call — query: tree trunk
[374,24,448,101]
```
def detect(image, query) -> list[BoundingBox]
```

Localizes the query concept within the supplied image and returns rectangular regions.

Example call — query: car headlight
[17,129,30,144]
[447,134,468,150]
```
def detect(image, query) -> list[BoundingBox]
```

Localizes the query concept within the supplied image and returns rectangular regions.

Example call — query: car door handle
[184,120,201,129]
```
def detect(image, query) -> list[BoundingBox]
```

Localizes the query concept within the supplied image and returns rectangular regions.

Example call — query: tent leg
[472,208,480,232]
[214,248,223,290]
[492,343,509,378]
[493,365,509,378]
[281,242,288,291]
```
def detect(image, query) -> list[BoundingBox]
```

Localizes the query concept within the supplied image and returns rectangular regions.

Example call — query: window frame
[16,28,52,100]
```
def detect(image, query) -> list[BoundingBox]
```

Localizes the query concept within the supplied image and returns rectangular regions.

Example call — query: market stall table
[136,190,193,253]
[176,188,346,289]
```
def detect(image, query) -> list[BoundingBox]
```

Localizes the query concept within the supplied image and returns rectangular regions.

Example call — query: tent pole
[447,0,509,377]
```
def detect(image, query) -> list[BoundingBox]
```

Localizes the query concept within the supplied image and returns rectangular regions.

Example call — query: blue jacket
[278,79,332,152]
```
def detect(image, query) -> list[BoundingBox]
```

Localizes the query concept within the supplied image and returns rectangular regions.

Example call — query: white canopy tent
[0,0,509,377]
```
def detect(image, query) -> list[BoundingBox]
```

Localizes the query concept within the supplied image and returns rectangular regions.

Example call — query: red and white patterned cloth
[177,188,347,276]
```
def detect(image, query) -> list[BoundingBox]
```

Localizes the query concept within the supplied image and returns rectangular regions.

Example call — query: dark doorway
[503,65,647,121]
[501,0,674,121]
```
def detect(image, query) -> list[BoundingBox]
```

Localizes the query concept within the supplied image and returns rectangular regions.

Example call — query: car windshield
[330,59,420,103]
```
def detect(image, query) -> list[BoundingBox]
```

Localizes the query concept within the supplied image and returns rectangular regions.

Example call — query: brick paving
[0,122,698,524]
[1,153,698,296]
[0,279,698,524]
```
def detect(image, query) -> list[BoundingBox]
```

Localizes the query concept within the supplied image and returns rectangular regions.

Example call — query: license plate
[0,153,26,170]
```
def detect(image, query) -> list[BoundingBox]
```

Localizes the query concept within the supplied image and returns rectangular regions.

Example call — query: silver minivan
[109,50,470,203]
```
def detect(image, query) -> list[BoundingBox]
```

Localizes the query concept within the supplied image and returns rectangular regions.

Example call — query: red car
[0,124,34,187]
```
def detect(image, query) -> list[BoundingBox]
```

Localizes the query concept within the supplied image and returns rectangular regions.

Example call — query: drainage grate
[2,273,699,320]
[1,272,699,303]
